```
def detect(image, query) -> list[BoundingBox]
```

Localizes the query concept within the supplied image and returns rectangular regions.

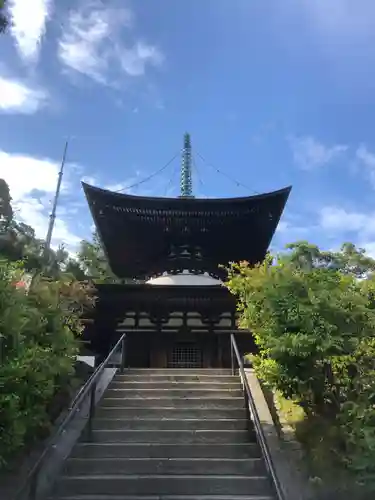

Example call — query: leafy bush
[0,259,95,467]
[226,250,375,481]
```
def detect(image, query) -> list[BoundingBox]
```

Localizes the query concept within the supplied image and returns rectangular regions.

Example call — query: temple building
[83,134,291,368]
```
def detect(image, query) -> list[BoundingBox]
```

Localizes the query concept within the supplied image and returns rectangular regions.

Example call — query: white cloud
[81,175,99,186]
[274,217,311,244]
[118,42,164,77]
[0,150,59,199]
[0,150,81,251]
[15,197,81,250]
[58,1,163,85]
[320,206,375,236]
[9,0,53,63]
[359,241,375,259]
[276,220,289,233]
[0,75,48,114]
[316,205,375,260]
[297,0,375,40]
[356,144,375,188]
[104,183,127,192]
[289,135,348,170]
[357,144,375,169]
[83,176,142,195]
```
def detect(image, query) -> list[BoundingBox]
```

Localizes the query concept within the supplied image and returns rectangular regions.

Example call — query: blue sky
[2,0,375,257]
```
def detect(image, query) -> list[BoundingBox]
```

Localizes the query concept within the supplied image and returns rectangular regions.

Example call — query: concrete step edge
[51,496,273,499]
[109,386,241,389]
[117,369,234,371]
[109,386,242,389]
[75,441,258,448]
[60,474,268,480]
[110,384,241,388]
[103,389,244,401]
[92,418,248,422]
[67,457,262,463]
[113,379,241,383]
[107,388,242,391]
[114,374,239,377]
[88,429,250,433]
[115,375,237,378]
[108,384,242,392]
[97,406,246,410]
[98,404,244,411]
[101,398,245,401]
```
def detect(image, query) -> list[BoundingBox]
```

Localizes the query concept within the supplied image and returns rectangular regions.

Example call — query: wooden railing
[15,334,127,500]
[230,333,286,500]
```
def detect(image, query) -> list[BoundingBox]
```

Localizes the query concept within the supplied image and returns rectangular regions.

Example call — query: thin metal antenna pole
[44,141,68,261]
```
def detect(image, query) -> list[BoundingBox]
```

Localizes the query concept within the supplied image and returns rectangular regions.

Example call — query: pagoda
[82,135,291,368]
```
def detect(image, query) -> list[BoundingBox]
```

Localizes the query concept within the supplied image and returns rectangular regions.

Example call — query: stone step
[71,443,261,459]
[104,388,243,399]
[51,496,274,500]
[82,429,255,444]
[121,369,234,375]
[71,442,261,459]
[110,381,241,390]
[55,475,272,496]
[114,375,239,384]
[99,398,245,409]
[95,407,247,420]
[64,457,266,476]
[91,418,248,431]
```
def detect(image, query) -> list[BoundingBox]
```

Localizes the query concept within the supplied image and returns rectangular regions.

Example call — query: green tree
[0,180,135,283]
[0,180,74,276]
[0,220,45,271]
[0,179,13,230]
[284,240,375,277]
[228,257,375,416]
[226,243,375,477]
[76,232,123,283]
[0,259,95,466]
[0,0,8,33]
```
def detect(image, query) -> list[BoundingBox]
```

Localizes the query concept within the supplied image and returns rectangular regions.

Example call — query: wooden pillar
[202,329,216,368]
[150,330,167,368]
[217,333,223,368]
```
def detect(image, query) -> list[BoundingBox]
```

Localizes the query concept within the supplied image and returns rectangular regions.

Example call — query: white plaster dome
[146,270,222,286]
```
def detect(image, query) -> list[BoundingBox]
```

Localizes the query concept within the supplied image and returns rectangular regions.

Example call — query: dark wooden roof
[82,183,291,279]
[93,283,236,314]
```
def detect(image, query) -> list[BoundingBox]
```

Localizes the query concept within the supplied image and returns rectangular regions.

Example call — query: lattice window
[168,345,203,368]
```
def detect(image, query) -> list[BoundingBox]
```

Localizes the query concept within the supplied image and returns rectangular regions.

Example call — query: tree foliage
[0,179,73,276]
[0,178,13,229]
[0,0,8,33]
[0,178,97,467]
[77,231,120,283]
[0,260,95,467]
[227,242,375,479]
[0,178,135,287]
[0,179,103,280]
[283,240,375,277]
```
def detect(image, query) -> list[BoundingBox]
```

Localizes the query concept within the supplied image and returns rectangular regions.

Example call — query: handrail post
[120,335,126,373]
[29,470,38,500]
[230,334,235,375]
[87,381,97,439]
[243,381,251,433]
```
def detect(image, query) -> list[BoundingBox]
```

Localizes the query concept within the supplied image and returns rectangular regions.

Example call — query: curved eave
[82,182,292,208]
[82,182,292,279]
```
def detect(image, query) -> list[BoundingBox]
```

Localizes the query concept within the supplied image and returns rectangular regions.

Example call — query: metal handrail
[230,333,286,500]
[15,334,127,500]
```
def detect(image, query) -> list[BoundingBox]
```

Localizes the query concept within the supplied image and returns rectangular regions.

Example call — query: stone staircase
[50,368,275,500]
